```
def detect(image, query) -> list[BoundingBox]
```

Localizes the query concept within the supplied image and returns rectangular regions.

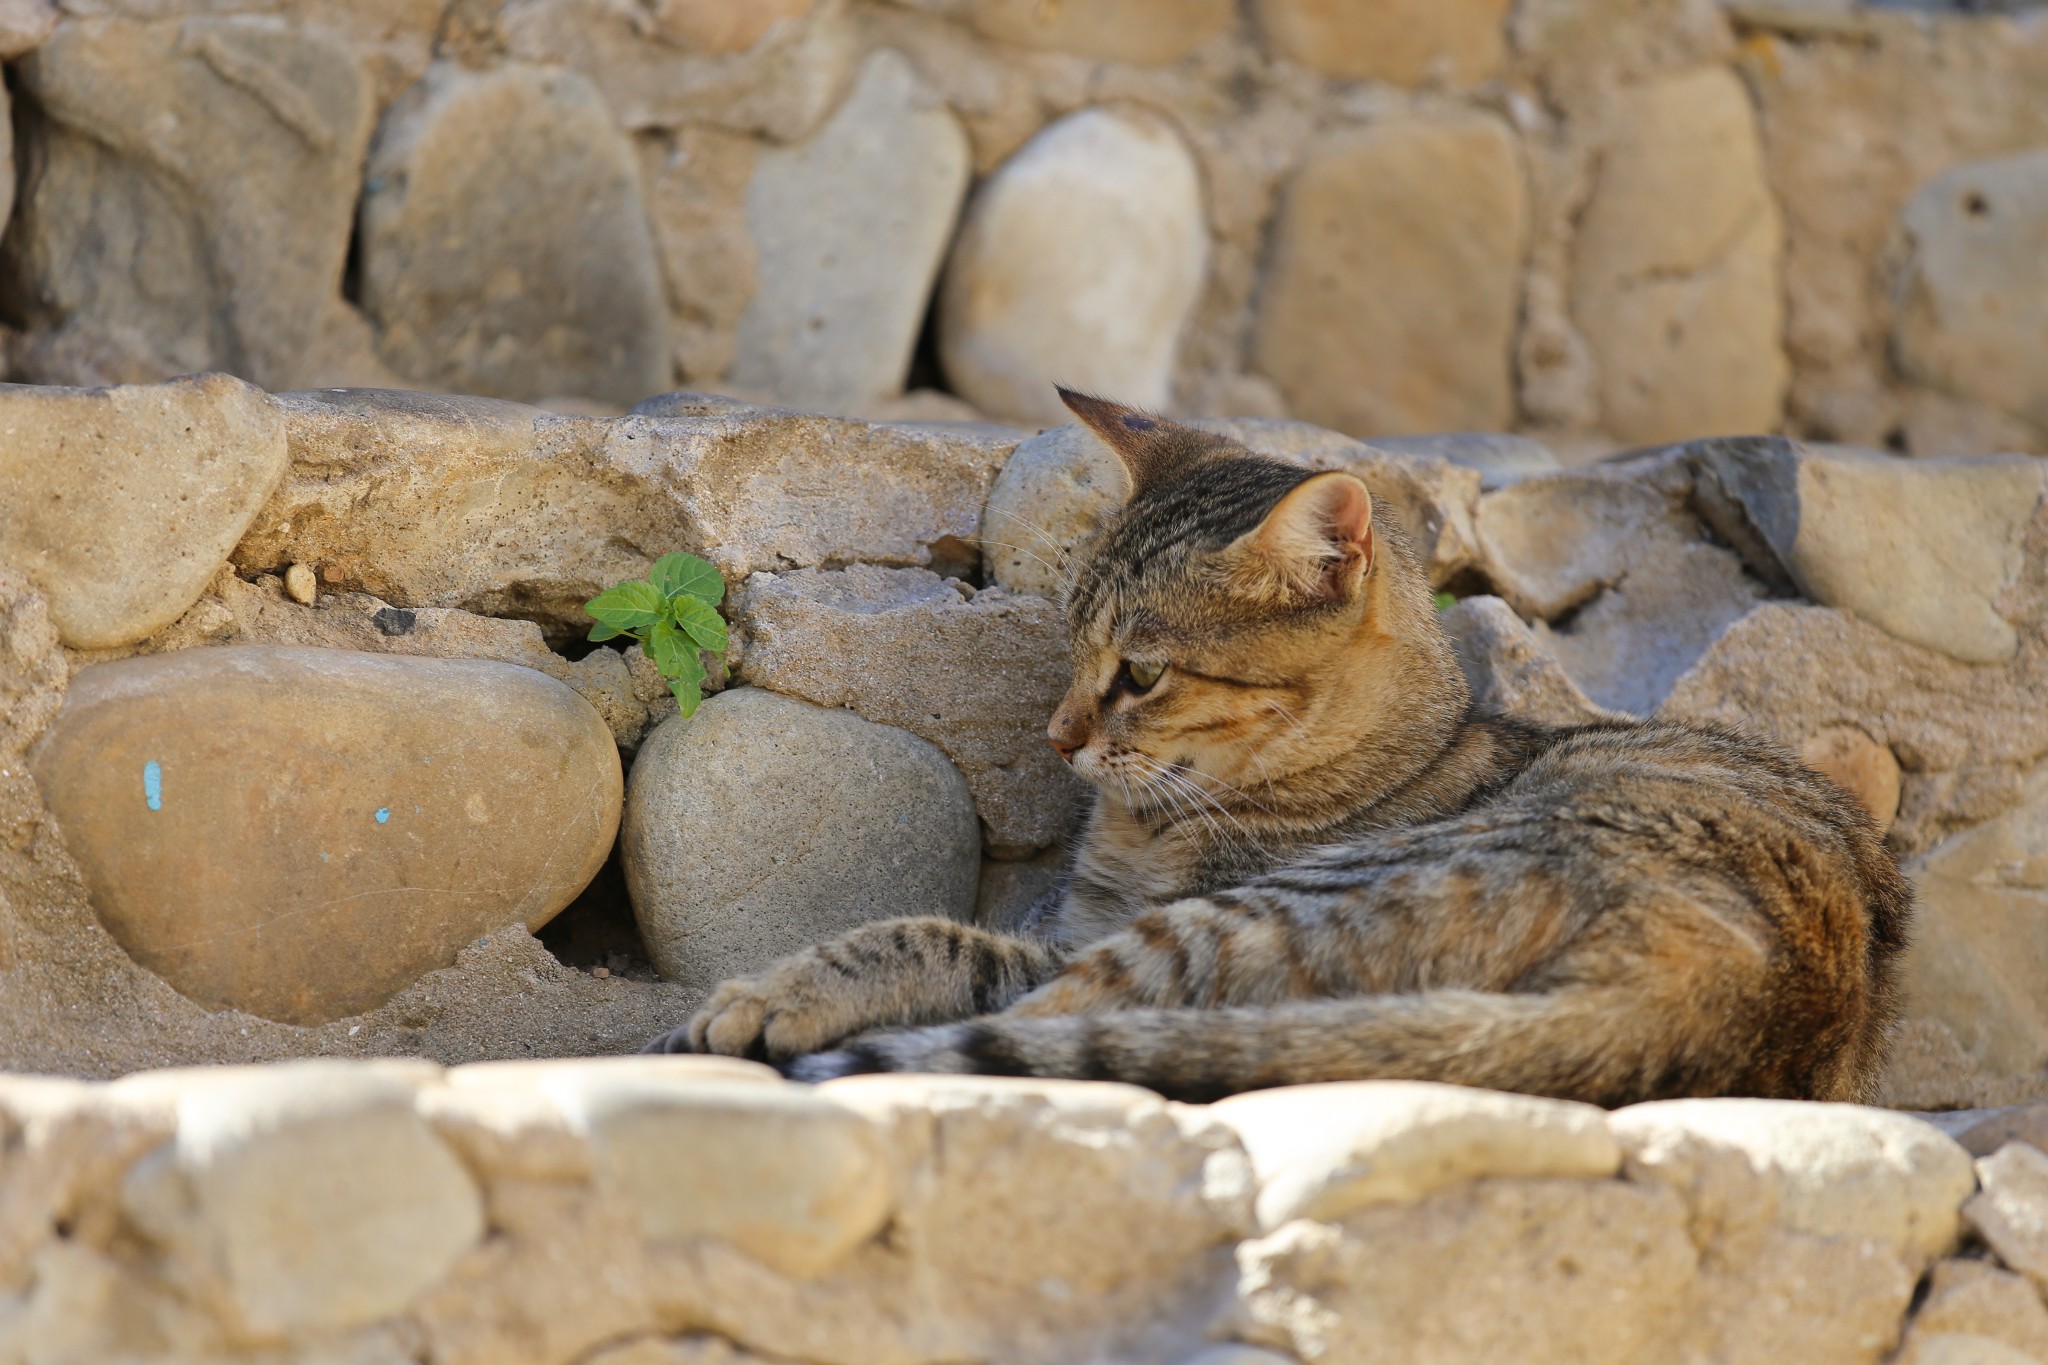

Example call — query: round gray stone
[622,687,980,990]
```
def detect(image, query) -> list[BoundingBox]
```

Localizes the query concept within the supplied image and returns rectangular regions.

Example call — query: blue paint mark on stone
[375,807,391,824]
[143,761,162,812]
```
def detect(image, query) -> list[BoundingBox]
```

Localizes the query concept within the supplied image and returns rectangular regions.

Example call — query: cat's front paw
[683,964,875,1062]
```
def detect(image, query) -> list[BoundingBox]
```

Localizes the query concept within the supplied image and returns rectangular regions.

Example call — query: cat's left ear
[1227,471,1374,603]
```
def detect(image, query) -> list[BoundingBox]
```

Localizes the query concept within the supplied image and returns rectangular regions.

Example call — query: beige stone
[0,375,286,649]
[974,847,1066,932]
[920,0,1236,64]
[1944,1104,2048,1160]
[734,566,1086,851]
[938,107,1209,425]
[643,125,759,385]
[547,1075,892,1278]
[1801,725,1902,832]
[1895,1335,2039,1365]
[1611,1098,1975,1267]
[360,61,670,408]
[7,15,375,390]
[1896,150,2048,435]
[0,0,54,58]
[1256,0,1509,85]
[1907,1259,2048,1361]
[1212,1080,1620,1230]
[1440,595,1616,727]
[30,646,622,1024]
[728,51,969,408]
[1254,114,1526,438]
[1966,1143,2048,1292]
[1572,66,1787,445]
[118,1061,483,1342]
[623,688,979,991]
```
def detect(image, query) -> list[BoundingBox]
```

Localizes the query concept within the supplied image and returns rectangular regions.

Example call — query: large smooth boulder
[726,51,969,409]
[0,375,287,649]
[29,647,622,1025]
[7,15,374,389]
[1253,113,1526,438]
[623,689,979,991]
[360,61,670,407]
[734,566,1087,853]
[938,107,1208,425]
[1255,0,1509,85]
[917,0,1236,64]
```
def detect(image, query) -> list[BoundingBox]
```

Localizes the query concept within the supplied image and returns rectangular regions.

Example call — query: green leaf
[649,552,724,606]
[586,580,666,631]
[644,618,697,678]
[586,621,627,643]
[671,596,729,653]
[668,669,704,718]
[1432,591,1457,612]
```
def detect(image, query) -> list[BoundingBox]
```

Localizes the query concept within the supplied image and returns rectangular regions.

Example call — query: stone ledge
[1,1062,2033,1364]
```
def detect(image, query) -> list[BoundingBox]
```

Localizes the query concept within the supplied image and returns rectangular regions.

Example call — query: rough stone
[1474,454,1766,715]
[1687,437,2047,665]
[1440,595,1615,726]
[1800,725,1902,833]
[29,646,622,1024]
[642,124,759,385]
[1370,432,1562,489]
[911,0,1237,64]
[1894,1335,2038,1365]
[974,847,1066,933]
[727,51,969,408]
[1941,1103,2048,1160]
[1966,1143,2048,1292]
[1255,0,1510,85]
[1211,1080,1620,1230]
[1898,767,2048,1080]
[0,0,54,58]
[117,1061,483,1342]
[360,61,670,408]
[623,688,979,991]
[0,375,287,649]
[1905,1259,2048,1361]
[981,418,1481,599]
[1253,114,1526,438]
[1895,150,2048,436]
[548,1075,892,1279]
[938,107,1209,425]
[734,566,1085,852]
[1611,1098,1975,1267]
[6,15,375,390]
[498,0,849,140]
[1572,66,1787,445]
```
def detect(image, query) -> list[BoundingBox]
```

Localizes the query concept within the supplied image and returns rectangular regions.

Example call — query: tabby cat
[645,390,1911,1106]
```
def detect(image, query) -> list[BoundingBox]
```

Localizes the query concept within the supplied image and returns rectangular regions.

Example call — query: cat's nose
[1051,735,1079,763]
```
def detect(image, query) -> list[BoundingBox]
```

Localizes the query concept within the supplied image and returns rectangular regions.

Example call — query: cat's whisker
[976,537,1068,585]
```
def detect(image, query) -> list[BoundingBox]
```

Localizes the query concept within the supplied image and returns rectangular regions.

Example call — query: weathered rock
[911,0,1237,64]
[735,566,1086,852]
[360,61,670,408]
[938,107,1209,425]
[1440,595,1614,726]
[1965,1143,2048,1292]
[118,1061,482,1342]
[1212,1080,1619,1230]
[981,418,1481,599]
[1939,1103,2048,1160]
[642,124,759,385]
[1475,455,1766,715]
[29,646,622,1025]
[623,688,979,991]
[1254,0,1510,85]
[1687,437,2047,665]
[235,390,1018,634]
[1898,767,2048,1079]
[1894,149,2048,435]
[975,848,1066,933]
[547,1074,892,1279]
[1611,1099,1974,1268]
[7,15,374,390]
[0,375,287,649]
[1572,66,1787,445]
[1370,432,1562,489]
[1904,1259,2048,1361]
[1253,114,1526,438]
[498,0,848,140]
[1800,725,1902,832]
[0,0,54,58]
[1894,1334,2038,1365]
[1178,1348,1297,1365]
[727,51,969,408]
[1234,1179,1695,1364]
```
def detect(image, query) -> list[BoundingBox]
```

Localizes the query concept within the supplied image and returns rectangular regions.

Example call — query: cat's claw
[639,1025,696,1055]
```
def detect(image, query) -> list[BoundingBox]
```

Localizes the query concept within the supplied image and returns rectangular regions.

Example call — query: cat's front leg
[643,917,1063,1061]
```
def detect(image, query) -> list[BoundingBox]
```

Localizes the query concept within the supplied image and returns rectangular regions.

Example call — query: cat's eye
[1121,659,1165,692]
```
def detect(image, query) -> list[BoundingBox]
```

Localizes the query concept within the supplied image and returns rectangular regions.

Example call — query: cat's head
[1044,390,1462,816]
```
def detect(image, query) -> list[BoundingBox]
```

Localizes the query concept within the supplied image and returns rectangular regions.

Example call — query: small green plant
[1433,591,1458,611]
[584,552,729,716]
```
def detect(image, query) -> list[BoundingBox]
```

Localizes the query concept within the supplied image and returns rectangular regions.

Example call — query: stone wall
[0,0,2046,457]
[10,1057,2048,1365]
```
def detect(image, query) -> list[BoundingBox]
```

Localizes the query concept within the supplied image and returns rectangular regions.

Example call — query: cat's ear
[1056,387,1196,498]
[1226,471,1374,603]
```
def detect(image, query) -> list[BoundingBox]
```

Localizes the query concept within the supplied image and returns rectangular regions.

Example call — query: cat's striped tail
[783,985,1758,1108]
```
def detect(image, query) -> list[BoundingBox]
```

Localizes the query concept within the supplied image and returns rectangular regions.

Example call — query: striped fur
[646,394,1911,1106]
